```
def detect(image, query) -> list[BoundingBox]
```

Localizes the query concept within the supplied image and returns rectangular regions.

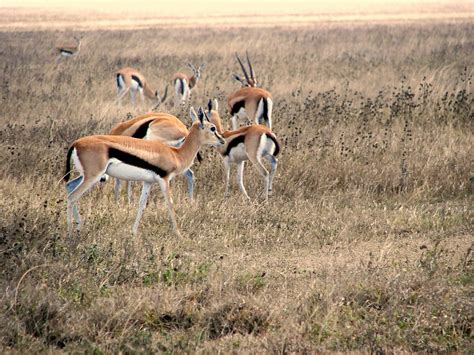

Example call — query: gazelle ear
[189,107,198,122]
[199,64,205,70]
[197,107,205,128]
[207,99,213,113]
[232,74,246,85]
[213,98,219,111]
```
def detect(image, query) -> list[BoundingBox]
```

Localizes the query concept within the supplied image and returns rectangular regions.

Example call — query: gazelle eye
[210,126,216,132]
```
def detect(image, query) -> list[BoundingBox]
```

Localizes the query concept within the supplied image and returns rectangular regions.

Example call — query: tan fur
[173,72,196,88]
[117,67,156,100]
[227,87,272,122]
[56,38,81,54]
[207,105,279,200]
[110,113,188,142]
[66,119,224,236]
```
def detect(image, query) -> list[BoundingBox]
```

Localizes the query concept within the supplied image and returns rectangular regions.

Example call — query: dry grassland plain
[0,6,473,353]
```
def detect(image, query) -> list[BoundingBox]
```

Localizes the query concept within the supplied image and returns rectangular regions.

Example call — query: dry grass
[0,12,473,353]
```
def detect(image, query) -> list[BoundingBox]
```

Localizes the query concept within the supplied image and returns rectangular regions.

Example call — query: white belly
[106,160,158,183]
[228,143,248,163]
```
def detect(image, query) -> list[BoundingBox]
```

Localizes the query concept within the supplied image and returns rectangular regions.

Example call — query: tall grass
[0,19,472,352]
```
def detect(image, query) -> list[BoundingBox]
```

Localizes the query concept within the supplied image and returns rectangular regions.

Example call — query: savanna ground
[0,7,473,353]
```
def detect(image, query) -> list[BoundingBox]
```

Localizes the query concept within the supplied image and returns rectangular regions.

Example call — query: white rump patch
[71,148,84,175]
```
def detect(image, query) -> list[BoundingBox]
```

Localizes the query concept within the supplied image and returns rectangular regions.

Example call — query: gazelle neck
[174,123,202,170]
[189,75,198,89]
[210,111,224,135]
[144,85,156,100]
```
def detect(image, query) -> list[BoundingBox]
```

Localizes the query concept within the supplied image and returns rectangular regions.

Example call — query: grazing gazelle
[116,67,168,108]
[198,99,280,200]
[56,36,82,61]
[63,107,224,236]
[173,63,205,106]
[109,112,196,201]
[228,52,273,130]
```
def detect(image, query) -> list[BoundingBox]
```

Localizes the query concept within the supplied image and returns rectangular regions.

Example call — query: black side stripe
[224,135,246,156]
[179,78,185,95]
[108,147,167,177]
[132,120,153,139]
[61,49,73,55]
[266,134,280,157]
[230,100,245,116]
[131,75,143,88]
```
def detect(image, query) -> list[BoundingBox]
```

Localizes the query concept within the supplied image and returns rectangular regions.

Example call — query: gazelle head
[233,51,257,87]
[190,106,225,147]
[73,35,83,45]
[188,63,205,80]
[151,85,169,110]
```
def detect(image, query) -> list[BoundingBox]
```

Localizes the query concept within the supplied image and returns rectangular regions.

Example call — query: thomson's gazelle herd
[62,45,280,236]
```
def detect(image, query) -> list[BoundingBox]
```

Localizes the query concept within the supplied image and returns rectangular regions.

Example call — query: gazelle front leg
[158,177,181,237]
[127,181,133,203]
[132,182,151,234]
[236,161,250,199]
[114,178,121,201]
[223,156,231,197]
[183,169,194,200]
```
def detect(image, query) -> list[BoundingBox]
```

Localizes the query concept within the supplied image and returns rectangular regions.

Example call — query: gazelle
[109,112,196,201]
[198,99,280,200]
[63,107,224,236]
[56,36,82,61]
[116,67,168,109]
[173,63,205,106]
[228,52,273,130]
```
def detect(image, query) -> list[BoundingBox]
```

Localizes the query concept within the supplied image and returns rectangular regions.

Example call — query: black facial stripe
[108,147,167,177]
[224,135,245,156]
[131,75,143,88]
[230,100,245,116]
[132,119,153,139]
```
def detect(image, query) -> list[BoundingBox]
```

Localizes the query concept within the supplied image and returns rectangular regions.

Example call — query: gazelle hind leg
[132,182,151,235]
[65,176,83,232]
[248,146,270,201]
[236,161,250,199]
[264,154,278,194]
[66,173,103,236]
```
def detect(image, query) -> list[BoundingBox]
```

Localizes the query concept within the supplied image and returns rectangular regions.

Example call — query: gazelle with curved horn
[63,107,224,236]
[116,67,168,108]
[56,36,82,61]
[228,52,273,130]
[109,112,198,202]
[200,99,280,200]
[173,63,205,106]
